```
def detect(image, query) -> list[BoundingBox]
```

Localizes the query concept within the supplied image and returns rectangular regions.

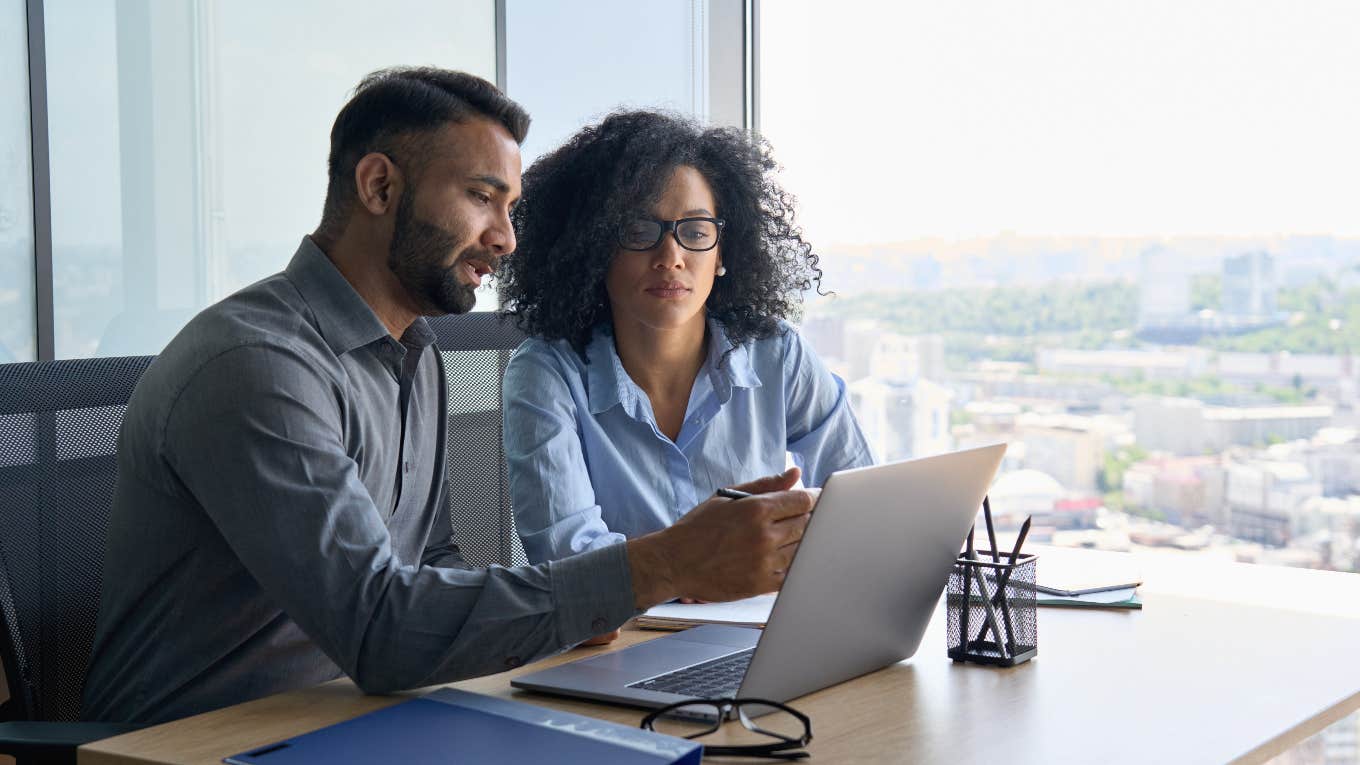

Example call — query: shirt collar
[584,327,637,417]
[583,317,763,417]
[703,319,762,403]
[285,236,434,355]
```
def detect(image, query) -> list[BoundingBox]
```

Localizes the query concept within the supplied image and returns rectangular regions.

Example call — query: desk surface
[81,549,1360,764]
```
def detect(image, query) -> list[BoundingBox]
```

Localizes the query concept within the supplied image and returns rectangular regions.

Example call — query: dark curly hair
[498,110,823,360]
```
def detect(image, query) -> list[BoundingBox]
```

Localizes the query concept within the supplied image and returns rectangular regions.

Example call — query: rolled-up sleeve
[502,346,625,563]
[164,343,636,693]
[781,329,875,486]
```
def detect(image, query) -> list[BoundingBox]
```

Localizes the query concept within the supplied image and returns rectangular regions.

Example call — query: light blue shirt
[504,319,874,564]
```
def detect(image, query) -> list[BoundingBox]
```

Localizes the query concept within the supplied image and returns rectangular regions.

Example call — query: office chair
[426,311,529,567]
[0,356,153,765]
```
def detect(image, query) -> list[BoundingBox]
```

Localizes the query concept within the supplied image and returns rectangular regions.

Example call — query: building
[1137,246,1191,330]
[849,376,953,462]
[1121,456,1226,527]
[1224,458,1322,546]
[1133,397,1210,455]
[868,333,946,382]
[947,369,1115,411]
[1217,351,1358,402]
[1134,396,1333,455]
[1050,497,1103,529]
[1222,251,1278,320]
[1296,496,1360,572]
[1015,418,1109,493]
[1301,429,1360,497]
[798,314,846,361]
[1205,405,1334,451]
[843,318,884,383]
[988,469,1065,529]
[1036,347,1208,381]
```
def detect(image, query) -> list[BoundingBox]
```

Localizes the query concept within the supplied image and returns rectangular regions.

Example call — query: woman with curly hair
[499,111,873,631]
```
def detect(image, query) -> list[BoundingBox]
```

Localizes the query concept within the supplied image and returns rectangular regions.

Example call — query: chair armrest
[0,720,146,765]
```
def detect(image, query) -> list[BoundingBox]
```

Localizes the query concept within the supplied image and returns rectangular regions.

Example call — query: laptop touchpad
[582,635,732,676]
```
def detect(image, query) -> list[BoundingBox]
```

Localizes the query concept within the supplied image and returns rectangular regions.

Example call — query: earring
[716,266,727,276]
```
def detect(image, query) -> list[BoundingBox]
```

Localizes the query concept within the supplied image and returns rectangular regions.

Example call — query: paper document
[1036,550,1142,596]
[636,594,776,630]
[1037,587,1142,609]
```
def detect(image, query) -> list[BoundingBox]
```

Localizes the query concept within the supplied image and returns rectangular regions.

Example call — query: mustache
[454,248,502,277]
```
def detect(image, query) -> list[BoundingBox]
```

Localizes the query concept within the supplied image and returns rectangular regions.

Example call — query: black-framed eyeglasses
[640,697,812,760]
[617,217,725,252]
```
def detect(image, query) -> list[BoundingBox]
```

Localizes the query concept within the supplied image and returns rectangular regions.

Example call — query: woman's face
[605,165,723,338]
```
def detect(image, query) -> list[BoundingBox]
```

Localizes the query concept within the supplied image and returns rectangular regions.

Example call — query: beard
[387,187,485,316]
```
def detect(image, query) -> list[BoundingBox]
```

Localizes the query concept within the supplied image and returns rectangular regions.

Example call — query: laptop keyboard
[629,648,755,698]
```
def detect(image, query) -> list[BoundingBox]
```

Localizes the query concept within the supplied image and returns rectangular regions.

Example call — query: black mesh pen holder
[946,552,1038,667]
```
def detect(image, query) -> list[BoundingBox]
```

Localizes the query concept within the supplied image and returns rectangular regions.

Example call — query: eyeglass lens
[619,219,720,251]
[647,701,807,744]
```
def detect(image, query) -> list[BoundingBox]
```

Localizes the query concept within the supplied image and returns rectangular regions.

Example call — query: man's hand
[578,628,622,647]
[625,467,816,609]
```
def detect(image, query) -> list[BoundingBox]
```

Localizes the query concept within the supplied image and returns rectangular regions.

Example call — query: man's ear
[354,152,401,216]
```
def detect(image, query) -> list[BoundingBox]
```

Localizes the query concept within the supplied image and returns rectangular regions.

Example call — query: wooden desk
[81,550,1360,764]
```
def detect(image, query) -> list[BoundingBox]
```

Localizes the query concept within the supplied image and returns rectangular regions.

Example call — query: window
[42,0,496,357]
[496,0,739,310]
[22,1,742,358]
[761,0,1360,572]
[505,0,719,165]
[763,8,1360,756]
[0,0,35,363]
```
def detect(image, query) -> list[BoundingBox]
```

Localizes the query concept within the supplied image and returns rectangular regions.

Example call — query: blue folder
[224,688,702,765]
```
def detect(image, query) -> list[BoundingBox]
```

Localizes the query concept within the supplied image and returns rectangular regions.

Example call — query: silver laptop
[511,443,1007,711]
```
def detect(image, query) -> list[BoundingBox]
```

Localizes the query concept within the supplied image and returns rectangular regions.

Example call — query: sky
[42,0,496,250]
[33,0,1360,252]
[759,0,1360,243]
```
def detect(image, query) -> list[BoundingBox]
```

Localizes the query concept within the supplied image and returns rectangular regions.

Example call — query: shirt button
[591,617,609,633]
[504,655,522,669]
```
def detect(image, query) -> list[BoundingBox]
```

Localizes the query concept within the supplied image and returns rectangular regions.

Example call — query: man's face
[387,118,521,316]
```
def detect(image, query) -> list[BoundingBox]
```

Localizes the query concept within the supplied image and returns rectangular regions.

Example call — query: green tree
[1100,445,1148,494]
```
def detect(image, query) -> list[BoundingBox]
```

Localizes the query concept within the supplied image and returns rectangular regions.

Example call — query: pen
[959,525,975,655]
[971,562,1009,660]
[982,495,999,564]
[716,488,751,500]
[990,515,1033,655]
[964,525,1006,659]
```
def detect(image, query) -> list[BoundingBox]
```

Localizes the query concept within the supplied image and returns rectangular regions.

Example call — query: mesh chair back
[0,355,154,722]
[426,312,528,567]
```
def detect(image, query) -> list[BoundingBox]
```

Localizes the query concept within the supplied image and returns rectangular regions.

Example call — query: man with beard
[82,68,815,725]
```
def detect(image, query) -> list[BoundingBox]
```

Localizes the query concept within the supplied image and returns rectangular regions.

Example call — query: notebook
[1034,550,1142,596]
[222,688,701,765]
[635,594,776,630]
[1036,587,1143,609]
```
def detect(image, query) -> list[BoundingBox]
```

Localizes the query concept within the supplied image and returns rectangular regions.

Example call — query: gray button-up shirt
[82,238,637,724]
